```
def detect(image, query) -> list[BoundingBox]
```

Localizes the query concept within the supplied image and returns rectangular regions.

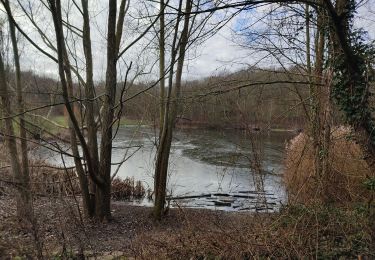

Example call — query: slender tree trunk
[0,41,31,220]
[63,45,93,217]
[4,0,33,220]
[321,70,332,202]
[81,0,100,215]
[116,0,127,54]
[50,0,93,218]
[154,0,184,220]
[159,0,166,130]
[97,0,118,220]
[154,0,192,220]
[48,0,105,219]
[154,0,166,200]
[314,6,329,198]
[306,4,323,179]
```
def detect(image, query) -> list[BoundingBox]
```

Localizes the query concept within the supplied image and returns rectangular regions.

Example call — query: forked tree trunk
[49,0,125,220]
[48,0,106,219]
[96,0,118,220]
[154,0,184,220]
[154,0,192,220]
[81,0,100,215]
[63,45,93,217]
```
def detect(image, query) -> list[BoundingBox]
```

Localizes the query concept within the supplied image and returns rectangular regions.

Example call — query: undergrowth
[132,204,375,259]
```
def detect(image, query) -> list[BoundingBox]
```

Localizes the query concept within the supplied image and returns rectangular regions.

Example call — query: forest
[0,0,374,259]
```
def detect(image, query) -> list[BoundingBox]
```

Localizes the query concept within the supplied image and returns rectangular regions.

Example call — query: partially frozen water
[35,126,293,212]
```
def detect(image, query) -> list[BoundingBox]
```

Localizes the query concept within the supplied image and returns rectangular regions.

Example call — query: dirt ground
[0,195,262,259]
[1,194,374,259]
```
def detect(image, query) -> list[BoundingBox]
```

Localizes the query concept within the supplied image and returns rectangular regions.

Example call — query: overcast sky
[3,0,375,83]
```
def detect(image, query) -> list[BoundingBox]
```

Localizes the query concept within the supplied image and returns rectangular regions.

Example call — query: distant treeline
[11,68,346,130]
[122,68,313,130]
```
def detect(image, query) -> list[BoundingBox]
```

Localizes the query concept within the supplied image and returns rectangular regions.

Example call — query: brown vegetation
[0,144,145,201]
[1,196,373,259]
[111,177,146,200]
[284,126,374,204]
[0,0,374,258]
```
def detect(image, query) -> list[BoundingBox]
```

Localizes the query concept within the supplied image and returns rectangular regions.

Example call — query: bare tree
[154,0,193,220]
[0,21,32,220]
[80,0,100,216]
[95,0,118,220]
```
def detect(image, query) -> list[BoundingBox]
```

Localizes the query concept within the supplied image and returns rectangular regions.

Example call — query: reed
[284,126,374,204]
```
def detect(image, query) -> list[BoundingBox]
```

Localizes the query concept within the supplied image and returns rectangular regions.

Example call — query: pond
[35,126,294,212]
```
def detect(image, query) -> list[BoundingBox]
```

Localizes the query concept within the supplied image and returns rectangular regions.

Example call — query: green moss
[23,114,68,136]
[119,117,150,126]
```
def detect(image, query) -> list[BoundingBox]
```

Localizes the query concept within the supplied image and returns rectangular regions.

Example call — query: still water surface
[36,127,293,211]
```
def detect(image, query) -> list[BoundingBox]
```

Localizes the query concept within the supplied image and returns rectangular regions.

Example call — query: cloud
[355,0,375,40]
[4,0,374,83]
[185,20,248,79]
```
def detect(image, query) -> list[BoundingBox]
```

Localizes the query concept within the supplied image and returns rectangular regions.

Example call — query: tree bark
[4,0,33,220]
[306,4,322,179]
[324,0,375,173]
[154,0,166,202]
[81,0,100,216]
[96,0,118,220]
[63,42,93,218]
[0,38,32,220]
[159,0,166,131]
[154,0,192,220]
[48,0,105,219]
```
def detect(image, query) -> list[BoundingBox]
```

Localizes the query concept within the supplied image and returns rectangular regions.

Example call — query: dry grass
[129,204,375,259]
[111,177,146,200]
[284,126,374,204]
[1,133,374,259]
[0,140,374,259]
[1,195,373,259]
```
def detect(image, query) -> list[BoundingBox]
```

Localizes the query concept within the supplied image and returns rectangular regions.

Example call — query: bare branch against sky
[0,0,373,81]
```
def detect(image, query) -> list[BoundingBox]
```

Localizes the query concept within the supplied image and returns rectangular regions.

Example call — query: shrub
[111,177,146,200]
[284,126,374,204]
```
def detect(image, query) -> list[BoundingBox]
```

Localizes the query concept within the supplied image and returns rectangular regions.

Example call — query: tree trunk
[159,0,166,130]
[96,0,118,220]
[48,0,105,218]
[314,6,330,200]
[63,45,93,217]
[154,0,166,201]
[324,0,375,173]
[306,4,323,179]
[321,70,332,203]
[0,41,32,220]
[4,0,33,220]
[154,0,192,220]
[81,0,100,215]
